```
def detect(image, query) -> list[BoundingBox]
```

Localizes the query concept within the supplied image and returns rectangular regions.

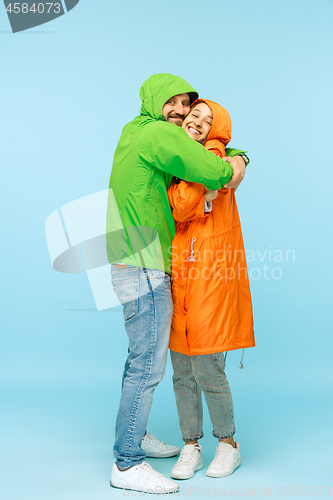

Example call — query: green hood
[140,73,198,120]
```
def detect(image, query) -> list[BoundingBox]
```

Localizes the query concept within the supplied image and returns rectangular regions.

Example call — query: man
[107,73,248,494]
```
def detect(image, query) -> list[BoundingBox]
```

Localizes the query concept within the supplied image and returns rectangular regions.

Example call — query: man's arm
[223,148,249,190]
[225,148,250,165]
[223,156,245,190]
[206,147,248,191]
[138,121,234,190]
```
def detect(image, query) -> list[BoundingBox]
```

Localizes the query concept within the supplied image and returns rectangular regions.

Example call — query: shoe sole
[145,450,180,458]
[110,480,179,494]
[206,457,241,478]
[170,459,203,480]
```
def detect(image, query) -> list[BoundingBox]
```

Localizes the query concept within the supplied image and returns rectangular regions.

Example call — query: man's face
[162,93,191,126]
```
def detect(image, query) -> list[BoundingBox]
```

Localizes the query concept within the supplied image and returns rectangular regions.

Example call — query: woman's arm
[167,178,209,223]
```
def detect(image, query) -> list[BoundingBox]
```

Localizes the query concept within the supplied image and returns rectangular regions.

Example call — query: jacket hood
[140,73,198,120]
[192,99,232,156]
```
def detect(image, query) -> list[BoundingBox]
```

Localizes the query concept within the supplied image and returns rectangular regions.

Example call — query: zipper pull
[187,237,196,262]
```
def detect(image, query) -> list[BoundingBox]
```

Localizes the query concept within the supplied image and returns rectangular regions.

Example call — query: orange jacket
[167,99,255,356]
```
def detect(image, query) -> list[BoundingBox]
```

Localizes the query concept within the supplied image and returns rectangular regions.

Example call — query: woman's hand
[204,187,218,202]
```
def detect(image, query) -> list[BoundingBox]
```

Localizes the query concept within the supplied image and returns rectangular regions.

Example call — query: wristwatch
[236,154,249,166]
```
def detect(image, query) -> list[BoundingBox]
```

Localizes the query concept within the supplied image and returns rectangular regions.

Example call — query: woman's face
[182,102,213,144]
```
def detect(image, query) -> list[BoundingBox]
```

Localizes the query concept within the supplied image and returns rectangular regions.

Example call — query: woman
[167,100,255,480]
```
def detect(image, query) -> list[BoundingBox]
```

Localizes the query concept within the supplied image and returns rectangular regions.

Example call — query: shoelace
[178,446,199,463]
[137,461,165,480]
[144,432,166,446]
[213,446,234,465]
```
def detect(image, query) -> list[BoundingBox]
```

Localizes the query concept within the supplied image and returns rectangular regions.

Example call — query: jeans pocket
[147,268,170,288]
[111,266,139,321]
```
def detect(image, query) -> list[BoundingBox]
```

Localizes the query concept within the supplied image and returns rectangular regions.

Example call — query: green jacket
[106,73,247,274]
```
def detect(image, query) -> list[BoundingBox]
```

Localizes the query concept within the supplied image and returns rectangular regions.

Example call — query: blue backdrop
[1,0,332,498]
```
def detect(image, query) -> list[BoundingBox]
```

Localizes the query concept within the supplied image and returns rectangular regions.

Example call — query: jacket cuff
[225,148,250,166]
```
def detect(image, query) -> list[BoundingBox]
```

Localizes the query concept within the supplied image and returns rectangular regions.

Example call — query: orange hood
[192,99,232,157]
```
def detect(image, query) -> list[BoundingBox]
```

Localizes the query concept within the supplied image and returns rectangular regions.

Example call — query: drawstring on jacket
[225,350,245,369]
[187,237,196,262]
[239,349,245,369]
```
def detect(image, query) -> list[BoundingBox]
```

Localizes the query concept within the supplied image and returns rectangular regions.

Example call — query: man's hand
[204,187,219,202]
[223,156,246,191]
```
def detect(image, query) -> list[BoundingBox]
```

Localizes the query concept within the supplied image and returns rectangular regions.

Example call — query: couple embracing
[106,73,255,494]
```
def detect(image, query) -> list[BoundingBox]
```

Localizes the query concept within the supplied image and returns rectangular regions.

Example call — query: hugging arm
[167,179,209,223]
[224,148,249,190]
[207,147,249,191]
[138,122,234,190]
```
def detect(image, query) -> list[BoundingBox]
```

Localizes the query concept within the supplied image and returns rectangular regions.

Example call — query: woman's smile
[182,101,213,144]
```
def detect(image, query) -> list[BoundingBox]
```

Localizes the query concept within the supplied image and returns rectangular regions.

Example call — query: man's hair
[188,92,199,104]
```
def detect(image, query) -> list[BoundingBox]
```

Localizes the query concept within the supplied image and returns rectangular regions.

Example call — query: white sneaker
[141,431,180,458]
[110,461,179,494]
[170,444,203,480]
[206,442,241,478]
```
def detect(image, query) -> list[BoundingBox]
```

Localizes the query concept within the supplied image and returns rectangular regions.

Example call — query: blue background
[1,0,332,498]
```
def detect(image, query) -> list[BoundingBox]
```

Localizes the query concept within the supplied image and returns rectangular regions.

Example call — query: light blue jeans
[111,264,173,468]
[170,351,235,442]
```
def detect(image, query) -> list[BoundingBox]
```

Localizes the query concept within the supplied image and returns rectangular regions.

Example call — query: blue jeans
[170,351,235,442]
[111,264,173,468]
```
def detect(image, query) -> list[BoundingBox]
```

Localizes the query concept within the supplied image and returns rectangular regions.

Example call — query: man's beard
[167,114,185,126]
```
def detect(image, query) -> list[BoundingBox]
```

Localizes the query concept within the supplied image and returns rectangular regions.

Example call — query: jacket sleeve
[208,146,250,165]
[167,179,208,223]
[138,121,233,191]
[225,148,250,165]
